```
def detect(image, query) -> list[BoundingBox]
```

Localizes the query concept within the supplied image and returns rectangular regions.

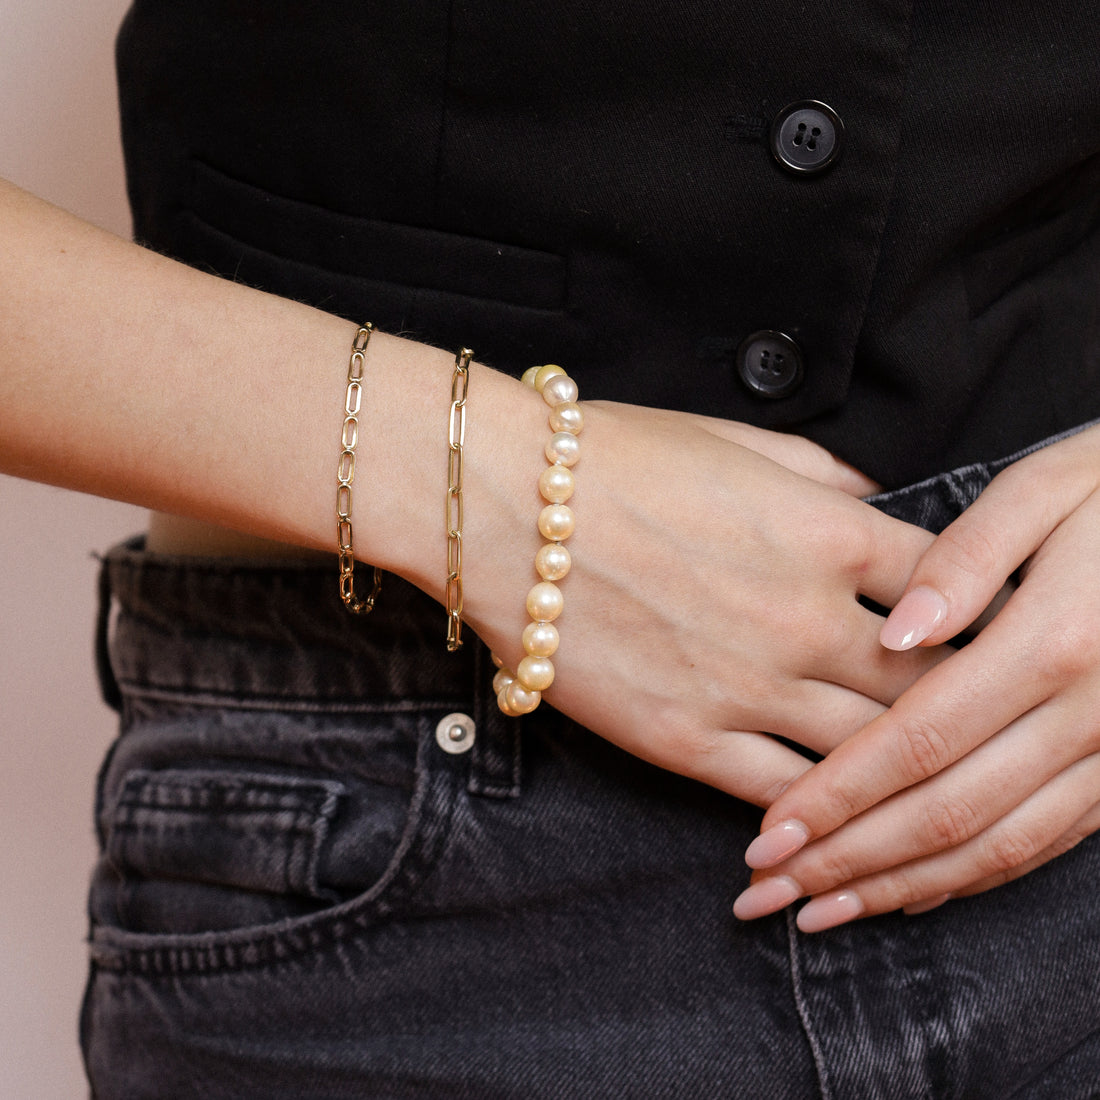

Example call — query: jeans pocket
[103,767,348,933]
[88,704,459,974]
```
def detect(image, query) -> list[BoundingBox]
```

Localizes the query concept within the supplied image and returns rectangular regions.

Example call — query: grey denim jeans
[83,429,1100,1099]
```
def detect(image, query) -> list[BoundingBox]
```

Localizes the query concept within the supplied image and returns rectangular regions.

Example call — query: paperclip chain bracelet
[492,365,582,716]
[337,323,383,614]
[446,348,474,650]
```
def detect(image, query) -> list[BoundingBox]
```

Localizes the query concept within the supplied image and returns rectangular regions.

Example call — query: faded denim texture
[83,429,1100,1098]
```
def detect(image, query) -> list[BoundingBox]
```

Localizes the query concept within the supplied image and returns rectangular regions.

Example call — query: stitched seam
[90,721,450,976]
[786,909,834,1100]
[178,211,567,316]
[114,682,469,714]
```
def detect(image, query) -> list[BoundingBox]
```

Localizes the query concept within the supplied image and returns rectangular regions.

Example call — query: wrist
[342,331,547,646]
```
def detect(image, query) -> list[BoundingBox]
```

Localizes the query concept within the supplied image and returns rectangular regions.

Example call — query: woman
[3,1,1099,1095]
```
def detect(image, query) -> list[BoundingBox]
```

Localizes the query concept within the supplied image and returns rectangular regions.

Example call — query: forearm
[1,179,949,810]
[0,177,545,604]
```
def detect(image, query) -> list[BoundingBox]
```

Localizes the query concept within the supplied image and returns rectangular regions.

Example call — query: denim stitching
[89,718,457,977]
[786,909,835,1100]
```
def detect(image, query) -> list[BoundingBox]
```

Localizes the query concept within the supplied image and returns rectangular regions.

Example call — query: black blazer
[116,0,1100,485]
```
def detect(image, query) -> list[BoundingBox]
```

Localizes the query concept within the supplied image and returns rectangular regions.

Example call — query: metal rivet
[435,712,476,755]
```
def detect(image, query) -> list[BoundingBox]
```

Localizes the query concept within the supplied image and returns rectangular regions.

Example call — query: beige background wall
[0,1,145,1095]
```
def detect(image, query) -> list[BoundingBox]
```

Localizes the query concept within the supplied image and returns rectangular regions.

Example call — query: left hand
[732,423,1100,931]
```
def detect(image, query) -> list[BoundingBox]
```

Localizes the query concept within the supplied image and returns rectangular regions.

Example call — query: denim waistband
[98,538,523,799]
[865,417,1099,530]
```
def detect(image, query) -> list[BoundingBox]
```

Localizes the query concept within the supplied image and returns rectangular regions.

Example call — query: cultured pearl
[517,655,555,692]
[526,581,564,621]
[538,504,575,541]
[498,365,582,718]
[498,685,522,717]
[535,542,571,582]
[538,464,575,504]
[533,364,566,392]
[505,680,542,715]
[549,402,584,435]
[542,373,579,406]
[522,620,560,657]
[545,431,580,467]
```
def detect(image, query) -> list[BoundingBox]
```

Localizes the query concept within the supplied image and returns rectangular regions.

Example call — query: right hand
[464,393,946,806]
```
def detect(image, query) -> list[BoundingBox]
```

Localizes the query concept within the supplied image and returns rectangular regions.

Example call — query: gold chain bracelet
[337,324,383,614]
[446,348,474,650]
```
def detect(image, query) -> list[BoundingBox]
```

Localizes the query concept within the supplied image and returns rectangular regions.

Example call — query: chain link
[337,324,382,615]
[446,348,473,650]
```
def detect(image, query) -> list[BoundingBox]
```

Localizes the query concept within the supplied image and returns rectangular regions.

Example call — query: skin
[4,177,1095,930]
[737,424,1100,929]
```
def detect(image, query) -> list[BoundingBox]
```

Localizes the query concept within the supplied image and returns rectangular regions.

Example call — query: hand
[663,410,881,498]
[464,395,945,808]
[733,424,1100,929]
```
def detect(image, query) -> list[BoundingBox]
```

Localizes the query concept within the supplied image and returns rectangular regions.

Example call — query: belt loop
[467,641,523,799]
[94,551,123,713]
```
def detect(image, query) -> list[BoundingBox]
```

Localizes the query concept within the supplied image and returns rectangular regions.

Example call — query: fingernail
[732,876,802,921]
[745,820,810,869]
[903,893,952,916]
[796,890,865,933]
[880,586,948,651]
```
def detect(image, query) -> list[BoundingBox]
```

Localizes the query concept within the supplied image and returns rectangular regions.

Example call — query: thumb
[879,451,1091,650]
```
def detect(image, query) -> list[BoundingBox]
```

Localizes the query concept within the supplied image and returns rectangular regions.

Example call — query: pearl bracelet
[492,365,582,716]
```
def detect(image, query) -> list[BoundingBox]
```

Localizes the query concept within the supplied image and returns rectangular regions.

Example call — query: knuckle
[830,511,876,578]
[814,849,866,890]
[757,772,799,807]
[982,825,1041,875]
[920,794,986,851]
[872,866,921,908]
[894,715,957,781]
[934,523,1004,586]
[1037,618,1100,689]
[813,769,875,826]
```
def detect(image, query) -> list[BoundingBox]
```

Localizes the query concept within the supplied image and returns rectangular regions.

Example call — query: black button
[736,331,804,398]
[770,101,844,176]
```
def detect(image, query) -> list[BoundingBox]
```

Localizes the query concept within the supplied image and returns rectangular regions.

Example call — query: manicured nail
[796,890,864,933]
[880,586,948,651]
[745,820,810,869]
[903,893,952,916]
[732,876,802,921]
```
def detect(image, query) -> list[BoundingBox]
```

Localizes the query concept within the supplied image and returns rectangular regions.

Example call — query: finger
[734,752,1100,927]
[848,505,938,610]
[704,597,946,756]
[585,402,883,496]
[743,690,1083,890]
[761,682,887,756]
[690,415,883,496]
[753,602,1053,849]
[791,753,1100,930]
[806,600,950,708]
[641,725,817,808]
[880,441,1100,651]
[950,800,1100,900]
